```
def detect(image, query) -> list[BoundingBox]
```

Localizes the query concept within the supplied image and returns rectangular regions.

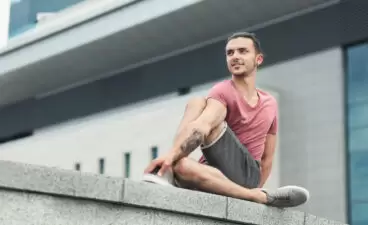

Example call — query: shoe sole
[142,174,174,186]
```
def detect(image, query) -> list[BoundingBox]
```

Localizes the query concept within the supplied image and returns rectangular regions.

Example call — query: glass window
[98,158,104,174]
[74,162,81,171]
[151,146,158,159]
[346,41,368,225]
[124,152,130,178]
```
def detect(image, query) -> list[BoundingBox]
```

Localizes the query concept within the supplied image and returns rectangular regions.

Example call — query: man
[143,32,309,207]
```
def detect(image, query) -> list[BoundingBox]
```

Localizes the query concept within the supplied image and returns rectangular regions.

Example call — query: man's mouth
[231,61,243,66]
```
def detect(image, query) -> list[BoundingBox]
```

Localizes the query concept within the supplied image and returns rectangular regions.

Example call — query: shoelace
[273,191,291,201]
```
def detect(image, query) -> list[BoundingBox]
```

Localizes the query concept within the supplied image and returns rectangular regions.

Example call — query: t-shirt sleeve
[206,83,228,107]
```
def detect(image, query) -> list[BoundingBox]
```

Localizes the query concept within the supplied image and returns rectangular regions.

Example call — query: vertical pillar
[0,0,11,49]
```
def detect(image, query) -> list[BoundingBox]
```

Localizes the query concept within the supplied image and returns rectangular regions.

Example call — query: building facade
[0,0,367,224]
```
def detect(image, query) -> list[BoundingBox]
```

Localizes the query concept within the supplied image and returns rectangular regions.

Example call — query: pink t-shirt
[204,80,278,161]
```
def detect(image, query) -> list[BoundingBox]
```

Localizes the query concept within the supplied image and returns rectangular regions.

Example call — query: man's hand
[144,151,176,176]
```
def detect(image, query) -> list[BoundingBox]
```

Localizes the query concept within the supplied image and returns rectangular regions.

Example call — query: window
[74,163,81,171]
[99,158,105,174]
[151,146,158,159]
[124,153,130,178]
[345,41,368,225]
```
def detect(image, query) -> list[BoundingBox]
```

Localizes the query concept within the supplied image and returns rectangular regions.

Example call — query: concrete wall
[256,47,347,222]
[0,159,346,225]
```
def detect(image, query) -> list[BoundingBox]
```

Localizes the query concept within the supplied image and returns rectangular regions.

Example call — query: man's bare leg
[174,158,266,203]
[173,155,310,207]
[173,122,267,203]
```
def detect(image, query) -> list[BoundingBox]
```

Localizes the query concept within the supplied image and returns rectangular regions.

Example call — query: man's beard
[232,60,257,77]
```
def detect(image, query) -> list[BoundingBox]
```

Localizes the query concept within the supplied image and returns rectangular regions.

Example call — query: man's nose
[232,51,241,59]
[231,54,240,62]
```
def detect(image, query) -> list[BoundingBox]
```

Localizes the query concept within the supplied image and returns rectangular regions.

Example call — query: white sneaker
[142,166,174,187]
[262,185,310,208]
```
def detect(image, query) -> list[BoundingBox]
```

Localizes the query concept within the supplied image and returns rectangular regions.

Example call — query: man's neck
[232,73,257,101]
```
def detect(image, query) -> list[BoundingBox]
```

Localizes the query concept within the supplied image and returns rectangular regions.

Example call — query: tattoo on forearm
[180,129,205,155]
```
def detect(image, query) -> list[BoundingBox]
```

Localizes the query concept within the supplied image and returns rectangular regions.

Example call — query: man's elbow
[192,98,227,136]
[189,120,213,138]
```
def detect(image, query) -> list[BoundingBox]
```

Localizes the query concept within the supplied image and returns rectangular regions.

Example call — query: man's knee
[173,157,225,187]
[172,158,199,189]
[173,158,205,183]
[173,158,193,177]
[186,97,207,111]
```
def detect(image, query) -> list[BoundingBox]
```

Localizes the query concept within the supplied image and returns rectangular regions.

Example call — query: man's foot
[142,166,175,186]
[262,185,310,208]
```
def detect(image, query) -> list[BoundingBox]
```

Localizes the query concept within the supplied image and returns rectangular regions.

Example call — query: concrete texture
[123,179,227,218]
[0,159,123,202]
[0,190,234,225]
[227,198,305,225]
[0,160,347,225]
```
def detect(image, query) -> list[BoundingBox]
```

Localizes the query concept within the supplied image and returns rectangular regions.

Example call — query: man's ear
[256,54,264,66]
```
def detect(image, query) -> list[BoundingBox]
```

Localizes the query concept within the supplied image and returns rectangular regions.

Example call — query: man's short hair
[227,32,263,54]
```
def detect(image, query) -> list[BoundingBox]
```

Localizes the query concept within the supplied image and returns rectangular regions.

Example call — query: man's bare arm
[171,98,227,162]
[258,133,277,187]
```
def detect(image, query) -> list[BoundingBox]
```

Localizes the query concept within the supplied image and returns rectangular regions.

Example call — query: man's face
[225,37,263,76]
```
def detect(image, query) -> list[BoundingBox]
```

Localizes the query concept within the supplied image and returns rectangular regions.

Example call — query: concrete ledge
[0,160,347,225]
[0,160,123,202]
[123,179,227,219]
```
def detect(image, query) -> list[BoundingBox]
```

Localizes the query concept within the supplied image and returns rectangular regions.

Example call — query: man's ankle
[249,189,268,204]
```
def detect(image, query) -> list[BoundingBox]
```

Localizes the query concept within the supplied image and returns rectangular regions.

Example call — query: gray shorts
[200,122,261,189]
